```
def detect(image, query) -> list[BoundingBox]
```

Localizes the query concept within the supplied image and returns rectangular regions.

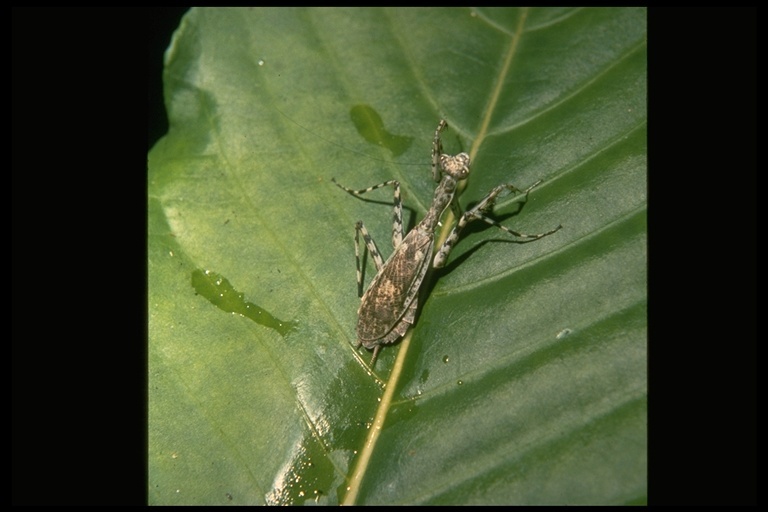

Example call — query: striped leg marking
[431,119,448,182]
[433,180,562,268]
[353,221,383,297]
[331,178,403,248]
[334,119,561,369]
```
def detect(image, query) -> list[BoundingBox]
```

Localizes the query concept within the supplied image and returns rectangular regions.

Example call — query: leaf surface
[148,7,647,505]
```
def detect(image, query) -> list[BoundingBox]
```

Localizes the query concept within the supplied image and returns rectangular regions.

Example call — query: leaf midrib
[342,9,533,504]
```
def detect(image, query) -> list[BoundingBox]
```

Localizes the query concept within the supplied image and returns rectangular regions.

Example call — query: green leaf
[148,7,647,505]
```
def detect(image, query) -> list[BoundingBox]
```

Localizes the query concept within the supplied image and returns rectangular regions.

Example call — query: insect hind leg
[352,340,380,368]
[353,220,385,297]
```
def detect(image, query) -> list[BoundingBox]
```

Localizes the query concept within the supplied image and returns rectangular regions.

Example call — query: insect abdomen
[356,232,432,347]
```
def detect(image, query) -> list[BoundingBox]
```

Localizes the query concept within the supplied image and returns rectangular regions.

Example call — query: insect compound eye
[440,152,471,180]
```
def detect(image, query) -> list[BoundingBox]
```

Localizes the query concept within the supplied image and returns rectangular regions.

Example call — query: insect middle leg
[434,180,562,268]
[332,177,406,299]
[331,178,404,248]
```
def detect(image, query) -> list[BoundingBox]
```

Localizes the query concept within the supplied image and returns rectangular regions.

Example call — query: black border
[12,7,186,506]
[12,6,756,506]
[647,7,756,506]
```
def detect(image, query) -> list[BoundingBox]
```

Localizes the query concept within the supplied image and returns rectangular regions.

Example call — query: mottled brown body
[333,120,561,367]
[356,227,433,349]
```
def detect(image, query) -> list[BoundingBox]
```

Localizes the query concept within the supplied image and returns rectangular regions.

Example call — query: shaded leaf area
[148,7,646,505]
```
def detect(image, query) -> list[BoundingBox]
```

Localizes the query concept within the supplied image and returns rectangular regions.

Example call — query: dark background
[12,7,755,506]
